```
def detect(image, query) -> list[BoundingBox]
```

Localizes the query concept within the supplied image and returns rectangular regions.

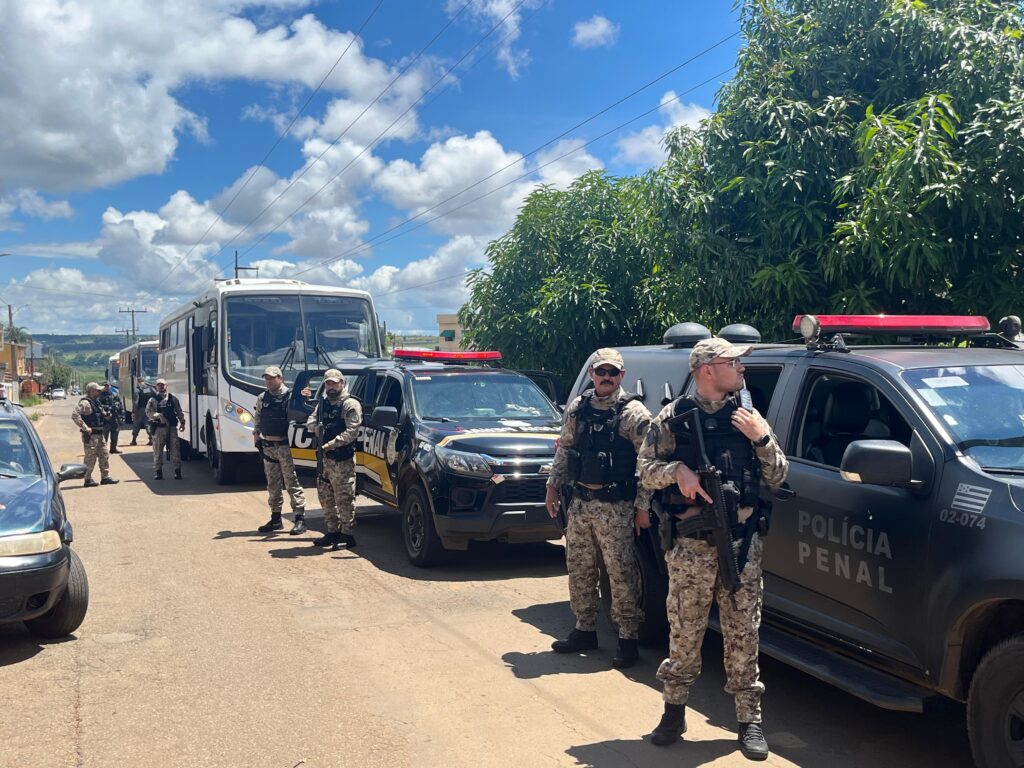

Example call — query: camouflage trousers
[658,533,765,723]
[317,457,356,533]
[152,427,181,471]
[565,496,642,639]
[262,442,305,515]
[82,433,110,481]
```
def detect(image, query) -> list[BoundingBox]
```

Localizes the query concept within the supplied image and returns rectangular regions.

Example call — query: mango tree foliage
[663,0,1024,338]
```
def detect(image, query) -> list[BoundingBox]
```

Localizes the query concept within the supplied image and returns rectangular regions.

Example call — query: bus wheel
[208,433,235,485]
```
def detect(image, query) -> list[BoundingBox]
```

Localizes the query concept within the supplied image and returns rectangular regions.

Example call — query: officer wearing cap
[145,378,184,480]
[254,365,306,535]
[71,382,119,487]
[638,337,788,760]
[544,348,653,669]
[303,369,362,548]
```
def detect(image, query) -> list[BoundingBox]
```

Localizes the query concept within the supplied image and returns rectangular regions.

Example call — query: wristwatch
[754,433,771,448]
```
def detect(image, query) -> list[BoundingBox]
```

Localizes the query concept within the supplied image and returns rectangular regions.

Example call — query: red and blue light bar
[393,349,503,362]
[793,314,990,335]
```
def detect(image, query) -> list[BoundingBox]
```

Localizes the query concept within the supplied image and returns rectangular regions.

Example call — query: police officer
[254,365,306,535]
[131,376,156,446]
[638,338,788,760]
[145,378,185,480]
[303,369,362,548]
[99,381,124,454]
[544,348,652,669]
[71,382,120,487]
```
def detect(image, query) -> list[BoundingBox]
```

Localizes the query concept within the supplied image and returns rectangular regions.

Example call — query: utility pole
[118,306,148,342]
[116,328,131,346]
[234,250,259,279]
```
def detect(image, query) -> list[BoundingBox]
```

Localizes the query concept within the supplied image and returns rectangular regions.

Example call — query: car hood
[0,476,51,536]
[426,418,560,457]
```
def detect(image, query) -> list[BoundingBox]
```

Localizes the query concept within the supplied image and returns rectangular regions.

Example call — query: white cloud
[615,91,711,167]
[534,139,603,190]
[447,0,546,79]
[0,189,74,230]
[571,15,619,49]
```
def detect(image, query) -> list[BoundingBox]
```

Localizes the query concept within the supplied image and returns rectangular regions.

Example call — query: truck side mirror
[840,440,913,487]
[370,406,399,429]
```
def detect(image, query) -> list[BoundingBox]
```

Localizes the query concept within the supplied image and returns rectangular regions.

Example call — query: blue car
[0,399,89,638]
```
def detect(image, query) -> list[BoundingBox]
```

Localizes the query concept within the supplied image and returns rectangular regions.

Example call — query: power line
[172,0,479,292]
[290,62,737,282]
[164,0,387,285]
[232,0,533,265]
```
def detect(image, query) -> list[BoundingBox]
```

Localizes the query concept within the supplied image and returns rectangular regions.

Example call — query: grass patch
[21,394,44,407]
[29,411,41,422]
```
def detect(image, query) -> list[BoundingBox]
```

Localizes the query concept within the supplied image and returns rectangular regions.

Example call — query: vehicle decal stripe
[436,431,559,448]
[950,483,992,514]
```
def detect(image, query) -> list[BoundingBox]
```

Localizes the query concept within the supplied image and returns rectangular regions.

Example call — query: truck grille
[493,477,547,504]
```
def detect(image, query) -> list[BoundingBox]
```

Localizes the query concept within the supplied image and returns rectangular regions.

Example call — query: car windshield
[0,422,41,478]
[410,372,560,421]
[904,365,1024,470]
[224,294,379,388]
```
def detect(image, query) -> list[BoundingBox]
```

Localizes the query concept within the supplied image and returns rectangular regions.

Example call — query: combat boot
[738,723,769,761]
[130,439,138,446]
[551,628,598,653]
[258,514,283,533]
[612,638,639,669]
[110,448,121,454]
[154,469,163,480]
[314,531,342,547]
[650,703,687,746]
[339,533,357,548]
[100,477,119,485]
[289,512,307,535]
[83,479,99,488]
[174,469,182,480]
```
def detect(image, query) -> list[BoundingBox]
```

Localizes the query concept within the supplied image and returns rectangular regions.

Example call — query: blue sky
[0,1,741,335]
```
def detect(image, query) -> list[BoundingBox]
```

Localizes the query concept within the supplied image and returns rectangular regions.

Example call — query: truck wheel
[25,549,89,639]
[402,484,445,567]
[636,538,669,646]
[968,633,1024,768]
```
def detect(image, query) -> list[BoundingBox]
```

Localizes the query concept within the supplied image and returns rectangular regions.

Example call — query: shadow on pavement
[566,737,737,768]
[0,623,76,668]
[111,448,269,496]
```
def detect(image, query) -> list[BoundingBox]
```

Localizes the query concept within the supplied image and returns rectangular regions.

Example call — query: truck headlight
[221,399,255,427]
[435,446,492,478]
[0,530,62,557]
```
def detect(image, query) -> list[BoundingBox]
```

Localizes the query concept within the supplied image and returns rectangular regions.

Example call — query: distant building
[437,314,466,352]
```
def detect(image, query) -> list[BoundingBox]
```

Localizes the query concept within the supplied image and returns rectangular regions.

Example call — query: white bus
[157,279,382,484]
[117,340,159,420]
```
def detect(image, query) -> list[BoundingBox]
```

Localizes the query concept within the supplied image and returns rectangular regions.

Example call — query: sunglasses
[708,358,743,369]
[593,366,621,377]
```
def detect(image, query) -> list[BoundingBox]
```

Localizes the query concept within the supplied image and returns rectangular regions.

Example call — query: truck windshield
[410,372,560,421]
[904,365,1024,470]
[224,294,379,388]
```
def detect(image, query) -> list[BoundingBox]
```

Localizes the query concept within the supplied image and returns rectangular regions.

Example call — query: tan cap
[263,366,283,378]
[323,368,343,383]
[590,348,624,370]
[155,378,167,385]
[689,338,752,370]
[86,382,100,391]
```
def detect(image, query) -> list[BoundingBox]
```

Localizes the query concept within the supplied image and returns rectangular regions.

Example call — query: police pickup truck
[566,314,1024,768]
[286,350,564,566]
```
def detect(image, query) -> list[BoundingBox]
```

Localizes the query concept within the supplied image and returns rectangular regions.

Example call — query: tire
[208,431,235,485]
[401,484,446,567]
[25,549,89,639]
[636,537,669,646]
[968,633,1024,768]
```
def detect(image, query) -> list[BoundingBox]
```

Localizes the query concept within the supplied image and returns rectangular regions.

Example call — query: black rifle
[668,407,743,594]
[556,483,572,533]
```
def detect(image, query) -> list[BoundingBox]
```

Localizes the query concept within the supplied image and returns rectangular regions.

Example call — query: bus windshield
[140,348,158,380]
[224,293,379,388]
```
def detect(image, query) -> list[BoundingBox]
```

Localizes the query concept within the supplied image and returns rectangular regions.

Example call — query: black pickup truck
[566,314,1024,768]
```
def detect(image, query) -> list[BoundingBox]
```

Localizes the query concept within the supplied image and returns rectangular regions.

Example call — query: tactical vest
[80,398,107,430]
[566,392,641,487]
[258,389,290,437]
[659,396,762,527]
[320,394,357,461]
[153,394,179,428]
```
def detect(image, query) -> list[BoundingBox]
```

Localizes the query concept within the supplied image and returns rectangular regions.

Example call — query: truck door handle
[773,486,795,500]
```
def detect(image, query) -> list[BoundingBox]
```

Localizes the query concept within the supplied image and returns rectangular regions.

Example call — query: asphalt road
[0,399,976,767]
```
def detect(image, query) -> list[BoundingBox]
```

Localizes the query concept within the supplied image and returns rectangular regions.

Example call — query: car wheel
[401,484,445,567]
[968,633,1024,768]
[25,549,89,639]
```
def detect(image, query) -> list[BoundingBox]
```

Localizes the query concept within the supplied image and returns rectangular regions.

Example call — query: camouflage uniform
[145,392,184,471]
[548,386,652,639]
[639,391,788,723]
[71,397,112,482]
[307,385,362,534]
[255,386,305,515]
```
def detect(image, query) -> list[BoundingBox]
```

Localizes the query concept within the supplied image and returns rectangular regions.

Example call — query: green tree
[662,0,1024,338]
[5,325,30,344]
[459,171,690,382]
[41,359,74,390]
